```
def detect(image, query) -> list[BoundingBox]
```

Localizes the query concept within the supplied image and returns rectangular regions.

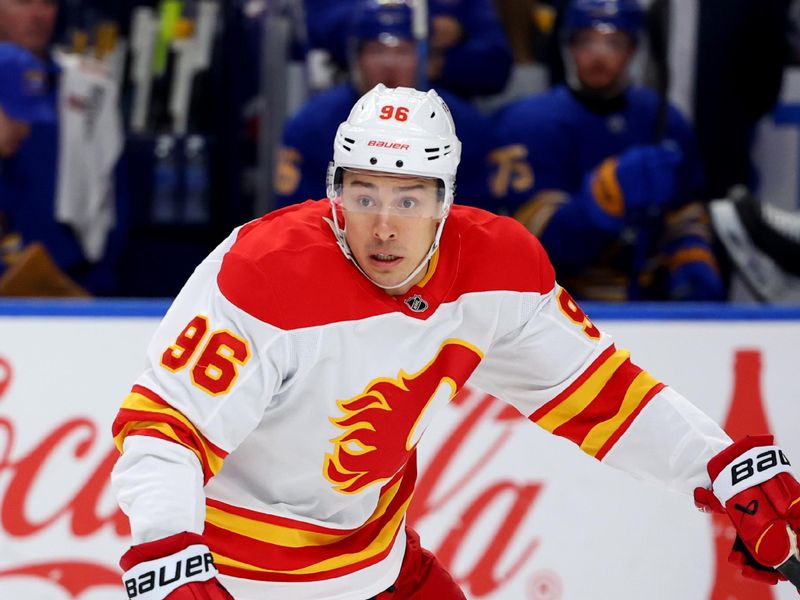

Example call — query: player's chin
[367,263,412,285]
[368,265,406,283]
[584,70,615,88]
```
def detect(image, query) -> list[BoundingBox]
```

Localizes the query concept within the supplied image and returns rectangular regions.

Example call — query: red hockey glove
[121,532,233,599]
[694,435,800,587]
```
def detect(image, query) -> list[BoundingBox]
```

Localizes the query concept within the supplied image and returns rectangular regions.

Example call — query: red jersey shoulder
[217,200,395,329]
[444,206,555,296]
[234,199,330,254]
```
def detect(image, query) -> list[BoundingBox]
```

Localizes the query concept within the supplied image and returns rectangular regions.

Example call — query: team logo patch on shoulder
[404,294,429,313]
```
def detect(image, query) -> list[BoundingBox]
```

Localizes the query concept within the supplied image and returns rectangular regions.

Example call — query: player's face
[0,107,31,158]
[569,29,635,93]
[0,0,58,57]
[341,170,441,295]
[357,39,418,91]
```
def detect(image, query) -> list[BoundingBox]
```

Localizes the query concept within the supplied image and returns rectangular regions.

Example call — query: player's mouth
[369,252,403,267]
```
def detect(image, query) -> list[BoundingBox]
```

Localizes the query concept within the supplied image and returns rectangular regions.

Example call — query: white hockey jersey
[111,200,731,599]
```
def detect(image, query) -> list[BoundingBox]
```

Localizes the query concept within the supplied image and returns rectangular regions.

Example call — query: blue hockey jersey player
[491,0,723,301]
[275,0,497,212]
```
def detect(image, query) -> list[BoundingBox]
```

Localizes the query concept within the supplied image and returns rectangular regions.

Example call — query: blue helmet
[350,0,415,45]
[562,0,643,40]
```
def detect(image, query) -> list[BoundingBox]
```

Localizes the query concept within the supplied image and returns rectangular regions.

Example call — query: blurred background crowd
[1,0,799,302]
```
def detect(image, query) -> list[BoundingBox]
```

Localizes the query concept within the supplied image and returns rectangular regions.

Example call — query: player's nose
[372,211,397,240]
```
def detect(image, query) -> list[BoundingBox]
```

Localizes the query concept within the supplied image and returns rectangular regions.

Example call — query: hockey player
[0,0,57,60]
[303,0,512,98]
[491,0,724,301]
[112,85,800,599]
[275,0,497,213]
[0,0,125,296]
[0,43,88,296]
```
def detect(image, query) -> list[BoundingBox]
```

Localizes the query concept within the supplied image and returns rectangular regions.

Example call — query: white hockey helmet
[325,84,462,291]
[327,84,461,215]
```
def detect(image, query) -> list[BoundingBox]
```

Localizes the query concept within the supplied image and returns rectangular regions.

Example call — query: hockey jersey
[491,84,714,300]
[111,200,730,599]
[492,84,704,218]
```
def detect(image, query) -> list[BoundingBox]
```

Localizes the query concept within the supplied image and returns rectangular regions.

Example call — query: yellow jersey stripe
[535,349,630,433]
[206,475,405,548]
[579,370,661,457]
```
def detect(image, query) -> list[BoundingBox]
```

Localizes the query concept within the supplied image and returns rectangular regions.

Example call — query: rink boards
[0,300,799,600]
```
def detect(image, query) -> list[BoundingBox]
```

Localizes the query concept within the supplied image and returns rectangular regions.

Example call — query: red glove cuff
[706,435,774,481]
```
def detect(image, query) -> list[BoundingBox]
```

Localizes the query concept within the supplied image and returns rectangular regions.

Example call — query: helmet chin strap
[325,199,447,292]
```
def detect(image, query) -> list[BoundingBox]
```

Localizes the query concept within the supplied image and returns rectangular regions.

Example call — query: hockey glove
[121,532,233,600]
[587,143,683,229]
[668,259,724,301]
[666,238,724,301]
[694,435,800,586]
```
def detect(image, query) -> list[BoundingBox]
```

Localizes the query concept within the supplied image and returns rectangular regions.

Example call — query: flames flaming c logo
[324,340,483,494]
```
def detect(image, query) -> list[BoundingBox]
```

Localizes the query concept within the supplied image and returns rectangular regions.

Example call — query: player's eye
[357,195,376,209]
[399,197,417,210]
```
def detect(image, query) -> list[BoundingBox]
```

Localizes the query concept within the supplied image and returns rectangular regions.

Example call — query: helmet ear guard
[325,160,342,201]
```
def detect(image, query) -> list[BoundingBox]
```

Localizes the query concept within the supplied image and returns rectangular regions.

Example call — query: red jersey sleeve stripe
[119,427,215,474]
[591,380,666,461]
[550,355,642,447]
[529,348,664,461]
[530,346,627,431]
[112,386,228,482]
[528,345,617,422]
[115,385,228,457]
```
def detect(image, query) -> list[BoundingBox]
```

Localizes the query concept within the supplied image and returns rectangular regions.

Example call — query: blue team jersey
[490,84,711,301]
[0,59,125,295]
[491,84,704,215]
[275,83,496,211]
[0,118,87,273]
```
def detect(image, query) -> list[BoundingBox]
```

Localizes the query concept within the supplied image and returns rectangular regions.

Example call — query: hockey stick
[412,0,429,90]
[646,0,670,142]
[169,1,218,135]
[629,0,671,299]
[777,527,800,590]
[778,555,800,590]
[129,7,158,132]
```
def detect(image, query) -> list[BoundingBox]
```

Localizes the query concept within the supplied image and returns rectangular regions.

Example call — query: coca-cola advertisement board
[1,302,799,600]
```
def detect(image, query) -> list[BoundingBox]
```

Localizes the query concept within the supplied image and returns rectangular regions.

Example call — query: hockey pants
[370,526,466,599]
